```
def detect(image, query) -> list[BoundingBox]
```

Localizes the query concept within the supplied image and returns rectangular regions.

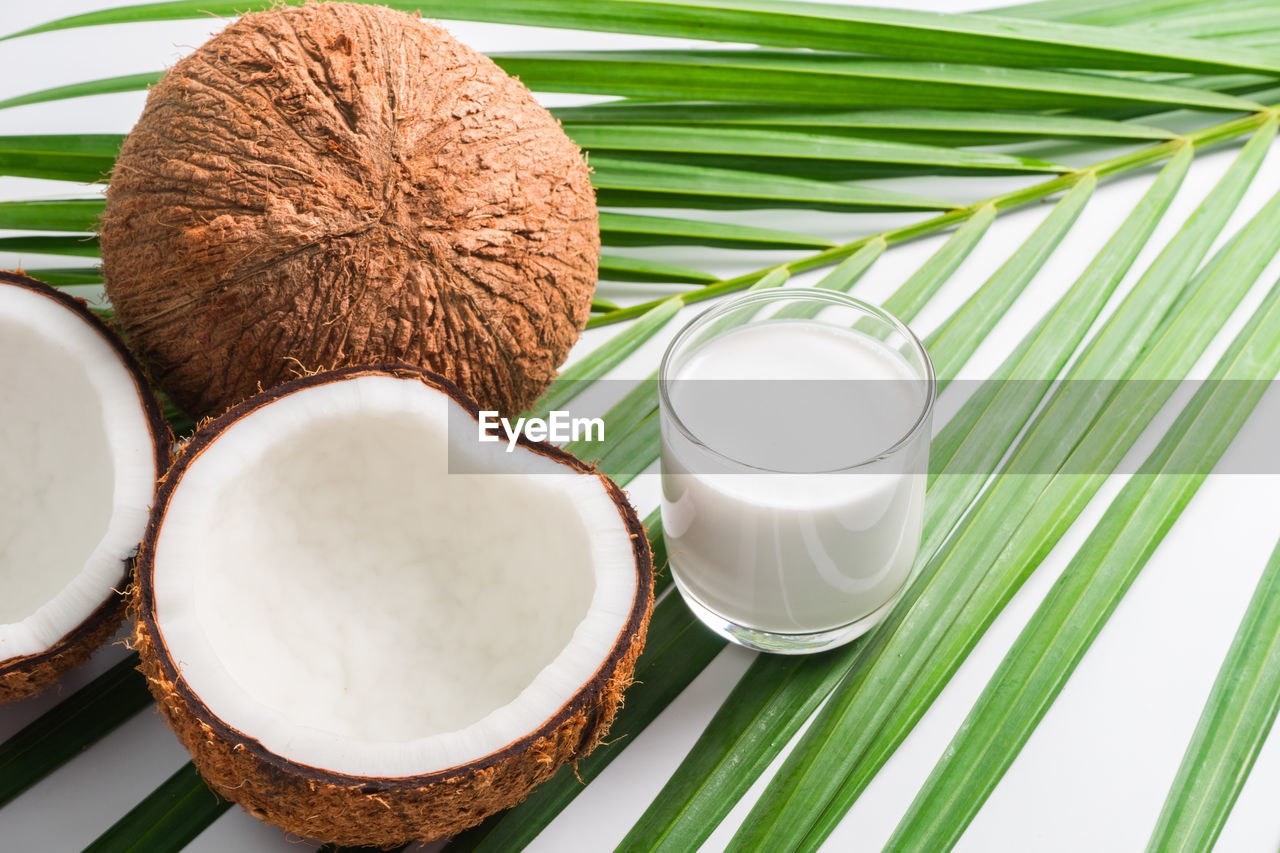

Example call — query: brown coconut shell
[0,594,126,705]
[0,271,170,703]
[131,365,653,846]
[100,2,598,422]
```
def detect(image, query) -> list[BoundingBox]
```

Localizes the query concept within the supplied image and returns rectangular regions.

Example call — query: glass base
[671,575,902,655]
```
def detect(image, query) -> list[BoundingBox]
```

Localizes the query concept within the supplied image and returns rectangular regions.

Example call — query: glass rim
[657,287,937,474]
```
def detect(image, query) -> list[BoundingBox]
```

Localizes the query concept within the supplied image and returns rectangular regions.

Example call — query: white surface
[1,1,1279,851]
[151,374,638,778]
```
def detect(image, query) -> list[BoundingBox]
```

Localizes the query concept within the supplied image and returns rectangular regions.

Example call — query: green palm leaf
[1146,8,1280,41]
[883,202,995,322]
[552,104,1178,143]
[597,213,834,250]
[495,51,1265,112]
[589,155,956,210]
[20,267,101,286]
[588,107,1270,330]
[1147,536,1280,853]
[0,199,102,232]
[794,237,886,299]
[598,255,717,284]
[565,123,1068,173]
[533,296,683,417]
[920,147,1192,561]
[11,0,1280,76]
[1005,0,1269,27]
[0,73,161,111]
[0,235,100,257]
[618,145,1195,853]
[888,275,1280,853]
[0,135,118,181]
[1,55,1262,115]
[728,126,1280,852]
[926,176,1094,387]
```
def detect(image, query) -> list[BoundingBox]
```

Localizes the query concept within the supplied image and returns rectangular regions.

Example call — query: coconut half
[133,366,652,845]
[0,272,167,702]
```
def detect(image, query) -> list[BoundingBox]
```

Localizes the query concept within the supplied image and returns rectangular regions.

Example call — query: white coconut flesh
[149,375,640,779]
[0,283,157,659]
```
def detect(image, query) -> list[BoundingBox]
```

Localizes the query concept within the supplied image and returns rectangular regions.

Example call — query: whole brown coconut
[101,2,598,419]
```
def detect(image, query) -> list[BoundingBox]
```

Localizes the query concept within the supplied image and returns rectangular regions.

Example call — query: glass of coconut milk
[658,288,934,654]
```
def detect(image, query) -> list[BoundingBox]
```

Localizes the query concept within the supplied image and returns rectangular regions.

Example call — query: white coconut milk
[660,319,930,636]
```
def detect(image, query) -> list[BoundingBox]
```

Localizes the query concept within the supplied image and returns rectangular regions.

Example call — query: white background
[2,2,1280,851]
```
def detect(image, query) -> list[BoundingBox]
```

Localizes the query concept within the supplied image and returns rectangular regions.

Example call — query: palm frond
[563,123,1069,173]
[883,203,995,323]
[887,275,1280,852]
[3,1,1280,851]
[589,154,957,210]
[496,51,1265,111]
[11,0,1280,76]
[20,267,102,286]
[597,213,834,250]
[0,199,102,232]
[533,297,683,417]
[0,235,100,257]
[551,104,1179,143]
[0,55,1262,115]
[925,176,1094,389]
[1147,536,1280,852]
[598,256,717,284]
[727,126,1280,851]
[616,144,1194,853]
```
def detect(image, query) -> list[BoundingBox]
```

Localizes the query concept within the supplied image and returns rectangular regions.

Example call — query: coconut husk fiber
[0,594,126,704]
[101,2,599,420]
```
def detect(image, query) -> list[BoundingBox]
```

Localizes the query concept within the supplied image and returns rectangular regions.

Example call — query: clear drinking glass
[658,288,935,654]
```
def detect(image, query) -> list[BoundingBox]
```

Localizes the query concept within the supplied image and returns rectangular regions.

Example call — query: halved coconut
[0,271,167,702]
[132,366,652,845]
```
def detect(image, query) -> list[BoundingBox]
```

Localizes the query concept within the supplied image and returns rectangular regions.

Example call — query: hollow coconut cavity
[0,272,166,702]
[100,2,599,422]
[134,366,652,845]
